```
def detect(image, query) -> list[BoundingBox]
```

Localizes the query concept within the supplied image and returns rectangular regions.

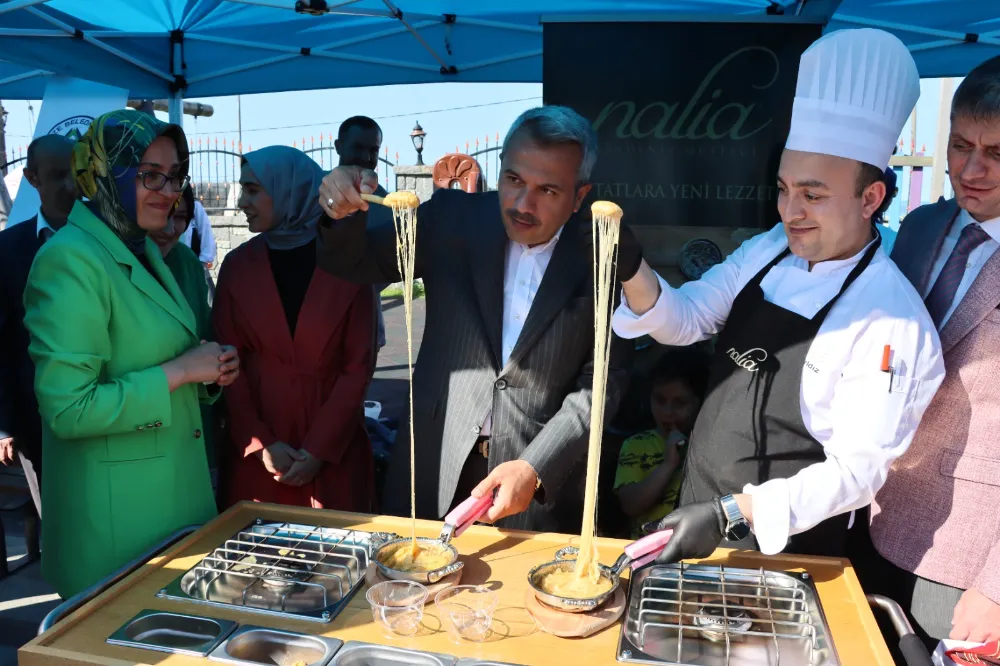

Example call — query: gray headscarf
[242,145,325,250]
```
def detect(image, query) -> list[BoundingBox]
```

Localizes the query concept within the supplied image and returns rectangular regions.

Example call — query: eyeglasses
[137,170,190,192]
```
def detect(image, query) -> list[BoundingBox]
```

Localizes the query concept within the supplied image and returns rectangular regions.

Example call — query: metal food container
[207,625,343,666]
[106,609,237,657]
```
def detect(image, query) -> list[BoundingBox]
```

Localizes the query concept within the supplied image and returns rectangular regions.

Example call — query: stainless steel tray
[208,625,343,666]
[160,520,383,623]
[329,641,458,665]
[106,609,237,657]
[616,563,841,666]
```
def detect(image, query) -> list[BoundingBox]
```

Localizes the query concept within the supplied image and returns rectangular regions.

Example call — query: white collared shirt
[924,208,1000,328]
[179,200,217,265]
[612,223,945,554]
[481,229,562,437]
[36,210,55,240]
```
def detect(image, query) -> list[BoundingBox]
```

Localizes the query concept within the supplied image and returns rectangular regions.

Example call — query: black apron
[680,236,880,557]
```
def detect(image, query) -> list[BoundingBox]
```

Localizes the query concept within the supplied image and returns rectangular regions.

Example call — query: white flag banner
[7,76,128,227]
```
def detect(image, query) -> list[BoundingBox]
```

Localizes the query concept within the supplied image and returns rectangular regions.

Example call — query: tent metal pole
[88,31,165,38]
[168,92,183,126]
[0,29,67,37]
[186,20,432,84]
[310,50,440,71]
[907,39,962,53]
[0,0,50,16]
[0,69,48,87]
[454,18,542,34]
[185,54,297,85]
[833,14,982,41]
[185,17,435,81]
[222,0,398,18]
[187,20,427,53]
[381,0,451,70]
[24,7,174,81]
[459,50,543,73]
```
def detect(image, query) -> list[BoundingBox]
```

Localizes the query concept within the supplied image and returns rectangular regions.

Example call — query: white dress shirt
[924,208,1000,327]
[179,200,218,265]
[36,210,54,239]
[613,223,945,554]
[480,229,562,437]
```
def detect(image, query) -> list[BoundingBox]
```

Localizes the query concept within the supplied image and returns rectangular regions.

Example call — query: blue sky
[4,82,544,172]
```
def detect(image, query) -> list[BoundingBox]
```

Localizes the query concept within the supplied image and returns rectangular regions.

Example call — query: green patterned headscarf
[73,109,189,255]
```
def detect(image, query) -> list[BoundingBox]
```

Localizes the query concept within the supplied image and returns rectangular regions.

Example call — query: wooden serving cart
[20,502,898,666]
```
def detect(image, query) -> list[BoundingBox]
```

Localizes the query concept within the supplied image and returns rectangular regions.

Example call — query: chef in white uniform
[613,28,946,562]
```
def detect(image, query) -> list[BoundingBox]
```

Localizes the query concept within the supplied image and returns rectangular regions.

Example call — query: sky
[3,82,545,172]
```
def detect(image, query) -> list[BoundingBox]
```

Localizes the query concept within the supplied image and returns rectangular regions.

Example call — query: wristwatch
[718,494,752,541]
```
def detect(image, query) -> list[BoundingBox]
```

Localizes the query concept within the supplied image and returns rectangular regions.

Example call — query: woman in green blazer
[151,185,218,481]
[23,110,240,598]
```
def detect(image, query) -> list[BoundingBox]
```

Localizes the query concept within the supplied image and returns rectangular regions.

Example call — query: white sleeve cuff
[743,479,791,555]
[611,273,675,340]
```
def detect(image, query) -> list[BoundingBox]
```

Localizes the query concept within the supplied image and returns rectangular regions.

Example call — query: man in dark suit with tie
[317,106,634,533]
[0,134,77,517]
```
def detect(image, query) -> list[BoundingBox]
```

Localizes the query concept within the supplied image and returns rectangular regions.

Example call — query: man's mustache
[506,210,539,226]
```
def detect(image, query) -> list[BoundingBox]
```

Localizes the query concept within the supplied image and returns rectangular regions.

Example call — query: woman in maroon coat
[214,146,374,511]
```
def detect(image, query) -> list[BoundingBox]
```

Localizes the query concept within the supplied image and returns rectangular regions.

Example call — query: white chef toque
[785,28,919,169]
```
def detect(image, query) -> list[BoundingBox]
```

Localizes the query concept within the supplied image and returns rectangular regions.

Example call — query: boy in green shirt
[614,348,710,538]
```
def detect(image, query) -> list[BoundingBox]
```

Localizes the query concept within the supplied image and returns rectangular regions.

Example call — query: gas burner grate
[159,520,377,623]
[617,563,840,666]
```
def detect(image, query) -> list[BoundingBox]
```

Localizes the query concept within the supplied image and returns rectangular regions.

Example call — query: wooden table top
[19,502,894,666]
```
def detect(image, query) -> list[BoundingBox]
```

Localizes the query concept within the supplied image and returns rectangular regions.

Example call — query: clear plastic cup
[366,580,428,638]
[434,585,498,644]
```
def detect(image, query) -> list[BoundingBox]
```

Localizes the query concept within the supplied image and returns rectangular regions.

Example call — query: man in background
[858,53,1000,647]
[0,134,76,517]
[335,115,388,358]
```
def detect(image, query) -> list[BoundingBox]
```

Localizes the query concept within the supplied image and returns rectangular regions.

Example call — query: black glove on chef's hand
[579,216,645,282]
[615,222,644,283]
[643,499,726,565]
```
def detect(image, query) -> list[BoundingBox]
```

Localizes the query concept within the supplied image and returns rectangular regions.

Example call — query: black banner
[543,21,822,227]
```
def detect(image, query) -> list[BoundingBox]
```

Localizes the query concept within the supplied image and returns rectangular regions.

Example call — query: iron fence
[1,153,26,176]
[187,136,396,213]
[460,134,502,191]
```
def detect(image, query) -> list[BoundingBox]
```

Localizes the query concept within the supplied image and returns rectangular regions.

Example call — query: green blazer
[163,242,217,469]
[23,202,218,599]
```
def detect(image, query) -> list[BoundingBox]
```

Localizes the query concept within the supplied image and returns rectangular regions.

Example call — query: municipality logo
[48,115,93,142]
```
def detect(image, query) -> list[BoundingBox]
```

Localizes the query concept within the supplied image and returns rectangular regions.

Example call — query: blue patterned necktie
[924,222,991,327]
[39,227,54,243]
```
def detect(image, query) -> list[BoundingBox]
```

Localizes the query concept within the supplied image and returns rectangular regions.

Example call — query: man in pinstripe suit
[317,106,636,533]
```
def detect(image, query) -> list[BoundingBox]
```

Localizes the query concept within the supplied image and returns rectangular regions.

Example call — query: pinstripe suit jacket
[317,189,630,533]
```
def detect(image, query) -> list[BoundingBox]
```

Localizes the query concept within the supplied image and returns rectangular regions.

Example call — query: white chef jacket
[480,229,562,437]
[179,200,217,265]
[612,223,946,554]
[925,208,1000,327]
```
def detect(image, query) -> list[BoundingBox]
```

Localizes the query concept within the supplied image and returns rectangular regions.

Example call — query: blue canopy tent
[0,0,997,123]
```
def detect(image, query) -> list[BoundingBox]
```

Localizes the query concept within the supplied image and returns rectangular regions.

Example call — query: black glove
[578,215,644,283]
[616,222,644,282]
[643,499,726,564]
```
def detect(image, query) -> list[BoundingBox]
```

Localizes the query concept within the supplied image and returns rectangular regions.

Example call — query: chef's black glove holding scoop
[642,499,727,564]
[578,215,644,283]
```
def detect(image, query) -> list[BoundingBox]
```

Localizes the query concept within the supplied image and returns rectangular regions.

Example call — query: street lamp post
[410,121,426,166]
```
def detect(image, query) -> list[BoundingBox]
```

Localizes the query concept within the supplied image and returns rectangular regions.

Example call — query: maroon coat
[214,236,374,511]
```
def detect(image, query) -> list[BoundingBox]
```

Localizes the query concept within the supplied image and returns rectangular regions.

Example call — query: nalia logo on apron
[726,347,767,372]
